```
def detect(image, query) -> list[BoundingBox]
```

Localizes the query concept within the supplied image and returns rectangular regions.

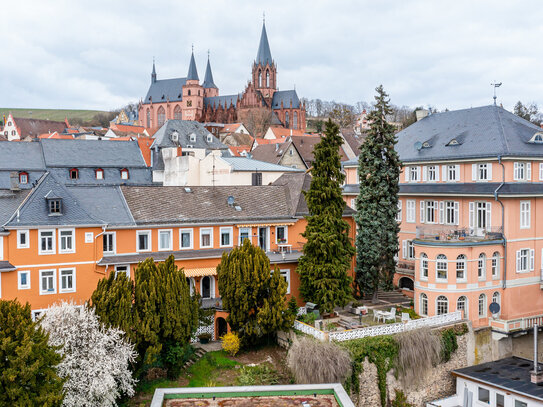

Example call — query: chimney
[415,109,429,122]
[531,325,543,384]
[9,172,20,191]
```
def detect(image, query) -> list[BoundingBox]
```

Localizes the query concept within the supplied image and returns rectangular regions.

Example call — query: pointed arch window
[285,112,290,128]
[258,70,262,87]
[266,70,270,87]
[146,109,150,128]
[157,106,166,127]
[174,105,182,120]
[293,111,298,129]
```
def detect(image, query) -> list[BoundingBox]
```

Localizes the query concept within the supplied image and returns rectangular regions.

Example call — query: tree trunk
[371,290,379,304]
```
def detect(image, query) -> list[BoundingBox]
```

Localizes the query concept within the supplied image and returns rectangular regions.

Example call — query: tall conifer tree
[355,85,402,301]
[297,119,355,313]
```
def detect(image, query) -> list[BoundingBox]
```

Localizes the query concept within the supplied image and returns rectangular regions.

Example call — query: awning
[184,267,216,277]
[237,223,295,228]
[0,261,16,272]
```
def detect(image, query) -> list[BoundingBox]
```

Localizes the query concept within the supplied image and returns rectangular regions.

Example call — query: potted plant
[198,332,212,344]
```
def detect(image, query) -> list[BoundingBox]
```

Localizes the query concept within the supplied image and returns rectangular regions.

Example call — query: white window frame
[436,295,448,315]
[520,200,531,229]
[280,269,291,294]
[478,294,487,317]
[239,227,252,245]
[58,228,75,254]
[424,200,437,224]
[396,200,402,222]
[539,163,543,181]
[220,227,233,248]
[85,232,93,243]
[350,198,357,210]
[158,229,173,251]
[420,293,428,316]
[406,200,416,223]
[444,201,459,226]
[38,229,56,255]
[420,253,428,280]
[516,248,533,273]
[18,270,31,290]
[275,226,288,244]
[179,228,194,250]
[408,166,419,182]
[492,252,500,279]
[478,253,486,280]
[59,268,76,293]
[427,165,437,182]
[406,240,415,260]
[136,230,151,252]
[39,269,56,295]
[103,232,116,254]
[200,275,215,299]
[456,255,467,282]
[474,163,491,181]
[17,230,29,249]
[436,255,448,281]
[200,228,213,249]
[0,236,2,260]
[446,164,459,182]
[114,265,130,279]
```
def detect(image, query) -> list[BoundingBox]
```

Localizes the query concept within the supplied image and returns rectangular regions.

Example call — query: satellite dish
[489,302,500,315]
[414,141,423,151]
[227,196,235,206]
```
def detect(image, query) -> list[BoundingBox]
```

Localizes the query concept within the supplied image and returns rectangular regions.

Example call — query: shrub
[440,329,458,362]
[298,312,317,325]
[396,328,441,387]
[236,364,279,386]
[221,332,241,356]
[391,390,414,407]
[287,337,352,384]
[163,344,195,378]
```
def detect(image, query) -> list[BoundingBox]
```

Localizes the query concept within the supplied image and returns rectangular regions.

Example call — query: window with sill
[120,169,129,180]
[446,164,460,182]
[492,291,500,307]
[420,253,428,278]
[18,270,30,290]
[516,248,534,273]
[40,270,55,294]
[425,165,438,182]
[48,198,62,215]
[17,230,29,249]
[436,295,448,315]
[39,230,55,254]
[59,230,74,253]
[478,294,487,317]
[136,231,151,252]
[478,387,490,404]
[478,253,486,279]
[115,265,129,279]
[200,228,213,248]
[220,227,232,247]
[421,200,437,224]
[520,201,531,229]
[239,227,251,245]
[492,252,500,278]
[60,268,75,293]
[514,162,531,181]
[276,226,287,244]
[95,169,104,180]
[444,201,459,225]
[473,163,491,181]
[180,229,193,249]
[457,296,467,316]
[420,293,428,316]
[408,166,419,182]
[436,254,447,280]
[456,255,466,280]
[103,232,115,254]
[406,200,416,223]
[158,230,172,251]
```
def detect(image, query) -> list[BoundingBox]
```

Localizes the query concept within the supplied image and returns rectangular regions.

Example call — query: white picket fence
[295,311,462,342]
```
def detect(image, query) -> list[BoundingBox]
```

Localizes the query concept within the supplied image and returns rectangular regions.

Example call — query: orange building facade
[343,105,543,332]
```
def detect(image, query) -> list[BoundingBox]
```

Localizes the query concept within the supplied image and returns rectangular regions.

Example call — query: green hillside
[0,108,110,122]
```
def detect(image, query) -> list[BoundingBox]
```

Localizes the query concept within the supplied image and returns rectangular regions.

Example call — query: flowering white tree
[40,302,137,407]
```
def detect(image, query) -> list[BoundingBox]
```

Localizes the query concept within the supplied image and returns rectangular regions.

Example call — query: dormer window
[69,168,78,180]
[530,132,543,143]
[95,169,104,180]
[48,198,62,215]
[19,172,28,184]
[206,134,213,143]
[189,133,196,142]
[422,142,430,148]
[120,168,129,180]
[171,131,179,142]
[447,139,459,146]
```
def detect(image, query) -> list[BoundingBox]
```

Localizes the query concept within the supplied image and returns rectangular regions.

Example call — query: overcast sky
[1,0,542,112]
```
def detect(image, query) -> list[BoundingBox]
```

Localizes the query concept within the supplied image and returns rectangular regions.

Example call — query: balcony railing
[416,225,503,243]
[490,313,543,334]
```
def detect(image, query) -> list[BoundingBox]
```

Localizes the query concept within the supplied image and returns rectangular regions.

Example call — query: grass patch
[134,377,181,395]
[187,351,239,387]
[236,364,279,386]
[0,107,109,122]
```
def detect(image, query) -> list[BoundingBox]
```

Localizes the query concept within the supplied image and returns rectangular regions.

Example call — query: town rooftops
[396,104,543,162]
[453,356,543,401]
[151,120,228,150]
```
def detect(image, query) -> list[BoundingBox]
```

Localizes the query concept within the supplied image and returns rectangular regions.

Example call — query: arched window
[120,168,129,180]
[174,105,182,120]
[492,252,500,278]
[69,168,79,180]
[19,172,29,184]
[478,294,486,317]
[157,106,166,127]
[436,295,448,315]
[188,89,191,96]
[436,254,447,280]
[293,111,298,129]
[420,293,428,316]
[456,255,466,281]
[266,70,270,87]
[478,253,486,280]
[285,112,290,128]
[201,276,214,299]
[258,71,262,87]
[146,109,150,128]
[492,291,500,306]
[95,168,104,180]
[420,253,428,279]
[457,296,468,317]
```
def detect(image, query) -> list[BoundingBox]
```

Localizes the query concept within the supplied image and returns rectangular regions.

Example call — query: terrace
[415,225,504,244]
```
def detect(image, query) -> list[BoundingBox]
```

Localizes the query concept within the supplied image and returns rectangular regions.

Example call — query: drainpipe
[494,156,507,289]
[94,225,108,274]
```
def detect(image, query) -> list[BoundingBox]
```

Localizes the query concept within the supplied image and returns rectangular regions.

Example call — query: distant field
[0,108,109,122]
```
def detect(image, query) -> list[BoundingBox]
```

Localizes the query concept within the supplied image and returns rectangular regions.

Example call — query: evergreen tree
[297,119,355,313]
[0,299,65,406]
[355,85,402,301]
[217,240,291,345]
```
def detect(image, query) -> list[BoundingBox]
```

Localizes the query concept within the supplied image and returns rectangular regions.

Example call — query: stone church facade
[138,22,307,131]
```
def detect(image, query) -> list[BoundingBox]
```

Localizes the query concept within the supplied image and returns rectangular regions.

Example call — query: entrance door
[217,317,228,338]
[258,227,267,252]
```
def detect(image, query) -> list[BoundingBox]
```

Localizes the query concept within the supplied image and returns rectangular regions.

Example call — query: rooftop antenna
[491,81,502,106]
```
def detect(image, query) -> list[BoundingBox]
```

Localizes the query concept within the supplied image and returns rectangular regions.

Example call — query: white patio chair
[383,307,397,323]
[401,312,410,323]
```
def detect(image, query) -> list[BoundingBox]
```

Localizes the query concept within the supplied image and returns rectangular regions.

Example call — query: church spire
[187,46,199,81]
[256,20,273,65]
[151,58,157,83]
[202,51,217,89]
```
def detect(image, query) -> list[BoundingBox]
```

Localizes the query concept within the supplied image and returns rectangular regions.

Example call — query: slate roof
[202,58,217,89]
[219,156,302,172]
[14,117,68,138]
[453,357,543,400]
[396,105,543,162]
[120,185,295,225]
[0,189,31,225]
[204,94,240,109]
[143,78,187,104]
[152,120,228,150]
[187,51,199,81]
[256,22,273,65]
[0,141,45,170]
[271,90,301,109]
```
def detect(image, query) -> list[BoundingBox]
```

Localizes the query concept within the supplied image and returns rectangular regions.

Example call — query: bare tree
[239,108,273,138]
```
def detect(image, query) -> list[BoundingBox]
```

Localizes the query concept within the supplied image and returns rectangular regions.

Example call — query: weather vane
[491,81,502,106]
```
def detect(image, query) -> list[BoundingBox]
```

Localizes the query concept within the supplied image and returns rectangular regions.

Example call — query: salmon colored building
[343,105,543,332]
[0,167,355,339]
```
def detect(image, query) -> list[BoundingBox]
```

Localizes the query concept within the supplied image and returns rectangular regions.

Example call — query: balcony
[415,225,503,244]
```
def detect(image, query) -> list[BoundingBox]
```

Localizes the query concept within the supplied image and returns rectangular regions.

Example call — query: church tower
[182,49,204,121]
[202,53,219,98]
[252,21,277,103]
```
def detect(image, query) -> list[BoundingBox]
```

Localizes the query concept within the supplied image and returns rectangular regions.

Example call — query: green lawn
[187,351,239,387]
[0,107,110,122]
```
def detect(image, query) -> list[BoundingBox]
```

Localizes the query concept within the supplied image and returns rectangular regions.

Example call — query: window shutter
[405,168,410,182]
[455,165,460,181]
[488,163,492,180]
[454,202,459,225]
[397,200,402,221]
[540,163,543,181]
[416,166,421,181]
[420,201,425,223]
[439,201,444,224]
[442,166,447,182]
[402,240,407,259]
[530,249,535,271]
[527,163,531,180]
[422,166,428,182]
[472,164,477,181]
[435,165,440,181]
[486,202,492,229]
[516,250,521,272]
[514,162,518,180]
[469,202,475,229]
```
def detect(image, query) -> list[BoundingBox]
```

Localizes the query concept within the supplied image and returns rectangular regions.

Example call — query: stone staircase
[182,346,208,370]
[365,289,412,307]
